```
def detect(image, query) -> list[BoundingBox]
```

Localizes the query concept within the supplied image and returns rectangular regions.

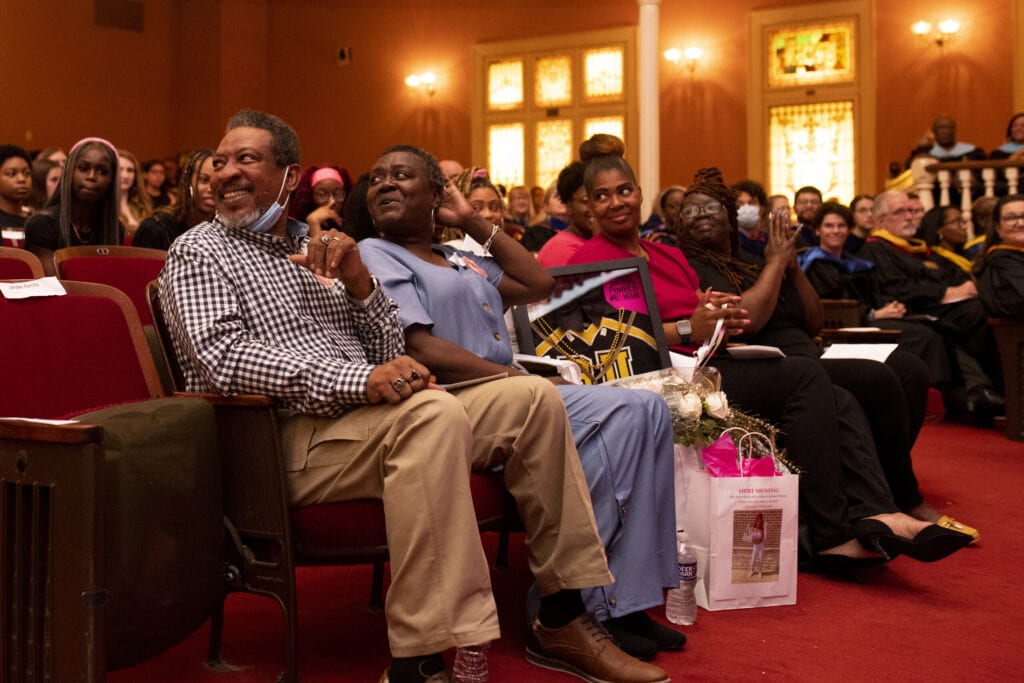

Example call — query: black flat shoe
[601,619,659,661]
[606,611,686,651]
[854,519,971,563]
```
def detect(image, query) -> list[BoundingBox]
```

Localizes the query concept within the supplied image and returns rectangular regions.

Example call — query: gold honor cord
[532,309,638,383]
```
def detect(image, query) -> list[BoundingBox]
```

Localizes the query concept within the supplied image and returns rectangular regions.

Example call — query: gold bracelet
[481,224,501,255]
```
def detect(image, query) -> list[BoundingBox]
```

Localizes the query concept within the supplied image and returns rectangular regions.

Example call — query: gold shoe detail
[935,515,980,543]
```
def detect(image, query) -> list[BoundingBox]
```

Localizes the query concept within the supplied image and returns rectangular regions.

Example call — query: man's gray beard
[216,207,261,230]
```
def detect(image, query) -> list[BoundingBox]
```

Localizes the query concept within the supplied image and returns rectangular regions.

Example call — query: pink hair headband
[69,136,118,157]
[311,167,344,186]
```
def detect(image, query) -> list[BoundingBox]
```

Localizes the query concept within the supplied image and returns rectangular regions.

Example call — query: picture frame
[511,257,671,384]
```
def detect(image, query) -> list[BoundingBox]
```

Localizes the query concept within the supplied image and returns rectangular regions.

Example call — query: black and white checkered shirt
[158,218,403,416]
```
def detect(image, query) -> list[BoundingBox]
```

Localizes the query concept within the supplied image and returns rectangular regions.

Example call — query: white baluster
[1006,166,1020,195]
[938,169,952,207]
[982,167,997,197]
[957,169,973,215]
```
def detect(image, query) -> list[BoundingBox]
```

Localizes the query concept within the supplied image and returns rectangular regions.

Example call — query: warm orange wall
[874,0,1013,185]
[0,0,178,159]
[0,0,1016,199]
[264,0,638,175]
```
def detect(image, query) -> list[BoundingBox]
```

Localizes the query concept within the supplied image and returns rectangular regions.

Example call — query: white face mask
[217,170,290,233]
[737,204,760,229]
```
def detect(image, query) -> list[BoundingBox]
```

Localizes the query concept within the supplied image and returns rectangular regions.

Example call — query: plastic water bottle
[666,532,698,625]
[452,643,489,682]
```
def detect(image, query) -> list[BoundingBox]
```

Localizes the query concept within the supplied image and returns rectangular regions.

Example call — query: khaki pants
[282,376,611,657]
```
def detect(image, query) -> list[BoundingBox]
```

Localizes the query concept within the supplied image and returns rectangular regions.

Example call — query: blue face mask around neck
[245,170,291,234]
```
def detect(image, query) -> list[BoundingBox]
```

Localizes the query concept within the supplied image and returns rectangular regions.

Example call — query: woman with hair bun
[568,134,973,570]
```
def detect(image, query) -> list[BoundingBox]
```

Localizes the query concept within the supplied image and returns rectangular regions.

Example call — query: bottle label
[678,561,697,582]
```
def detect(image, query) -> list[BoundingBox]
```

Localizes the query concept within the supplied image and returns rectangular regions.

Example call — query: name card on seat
[0,276,67,299]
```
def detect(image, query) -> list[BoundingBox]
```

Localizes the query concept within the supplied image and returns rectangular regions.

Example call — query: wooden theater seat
[146,281,517,683]
[0,280,222,680]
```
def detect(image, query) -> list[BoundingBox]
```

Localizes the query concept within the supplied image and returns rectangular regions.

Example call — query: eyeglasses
[313,188,346,204]
[681,201,723,219]
[1001,214,1024,224]
[943,217,967,226]
[886,207,911,217]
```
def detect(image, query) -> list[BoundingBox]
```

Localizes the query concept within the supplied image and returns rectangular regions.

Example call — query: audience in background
[732,179,768,256]
[974,193,1024,319]
[536,161,592,267]
[506,185,535,230]
[860,190,1004,422]
[800,202,952,386]
[793,185,822,248]
[918,206,972,276]
[117,149,154,240]
[35,146,67,167]
[289,164,352,238]
[141,158,173,208]
[988,112,1024,161]
[520,182,568,252]
[641,185,684,245]
[133,148,215,251]
[0,145,33,227]
[965,195,999,258]
[29,157,61,213]
[847,193,875,253]
[339,172,377,242]
[25,137,122,274]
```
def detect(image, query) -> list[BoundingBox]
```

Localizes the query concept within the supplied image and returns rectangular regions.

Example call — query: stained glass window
[584,47,623,101]
[488,123,525,189]
[535,120,574,190]
[488,60,524,111]
[767,22,855,88]
[584,117,625,143]
[769,101,854,202]
[535,55,572,108]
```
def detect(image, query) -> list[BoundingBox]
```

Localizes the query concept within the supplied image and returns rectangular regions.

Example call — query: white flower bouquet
[608,367,782,454]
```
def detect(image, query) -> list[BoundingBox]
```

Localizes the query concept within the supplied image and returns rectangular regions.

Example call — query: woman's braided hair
[675,167,760,291]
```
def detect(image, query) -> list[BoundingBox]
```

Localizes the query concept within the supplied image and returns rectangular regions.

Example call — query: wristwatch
[675,319,692,344]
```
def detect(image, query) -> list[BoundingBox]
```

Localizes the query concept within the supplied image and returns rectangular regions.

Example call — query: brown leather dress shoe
[526,613,671,683]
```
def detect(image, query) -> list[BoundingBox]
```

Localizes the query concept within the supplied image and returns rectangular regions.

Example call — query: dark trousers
[712,356,896,553]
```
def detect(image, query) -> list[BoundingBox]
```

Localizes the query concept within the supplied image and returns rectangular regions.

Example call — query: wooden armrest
[820,328,903,344]
[173,391,275,408]
[0,418,104,444]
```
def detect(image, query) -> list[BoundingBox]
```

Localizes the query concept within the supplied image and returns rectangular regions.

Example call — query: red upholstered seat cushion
[0,257,35,279]
[59,257,164,325]
[291,472,510,553]
[0,294,153,418]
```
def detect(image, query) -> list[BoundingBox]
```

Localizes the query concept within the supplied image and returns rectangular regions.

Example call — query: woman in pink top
[537,161,592,267]
[568,134,971,570]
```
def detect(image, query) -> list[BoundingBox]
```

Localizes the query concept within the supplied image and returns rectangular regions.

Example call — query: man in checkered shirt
[158,111,658,683]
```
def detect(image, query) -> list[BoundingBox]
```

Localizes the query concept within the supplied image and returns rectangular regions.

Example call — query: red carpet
[110,420,1024,682]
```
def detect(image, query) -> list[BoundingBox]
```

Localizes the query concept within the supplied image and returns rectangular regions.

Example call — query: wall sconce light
[911,19,961,47]
[663,46,703,74]
[405,71,436,96]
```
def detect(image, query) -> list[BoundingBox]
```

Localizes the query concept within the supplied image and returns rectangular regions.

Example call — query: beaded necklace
[531,308,637,383]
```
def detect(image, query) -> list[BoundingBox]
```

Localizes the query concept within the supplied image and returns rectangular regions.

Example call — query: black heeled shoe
[854,518,972,563]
